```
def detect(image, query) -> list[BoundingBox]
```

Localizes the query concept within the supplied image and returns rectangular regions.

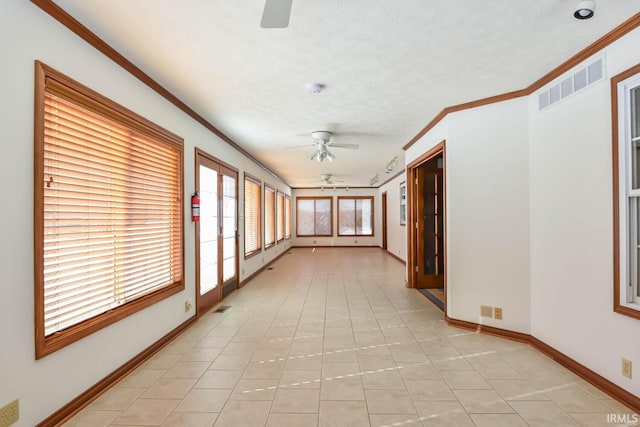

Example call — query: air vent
[538,56,605,112]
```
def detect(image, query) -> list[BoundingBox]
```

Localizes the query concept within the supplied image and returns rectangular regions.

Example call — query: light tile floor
[64,248,637,426]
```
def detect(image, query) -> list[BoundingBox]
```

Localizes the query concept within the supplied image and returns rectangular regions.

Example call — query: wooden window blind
[244,175,262,257]
[338,197,374,236]
[296,197,333,236]
[264,185,276,248]
[284,195,291,239]
[276,191,285,242]
[34,61,184,358]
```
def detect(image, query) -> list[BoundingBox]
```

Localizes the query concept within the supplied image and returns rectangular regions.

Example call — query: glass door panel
[222,174,236,282]
[199,164,218,295]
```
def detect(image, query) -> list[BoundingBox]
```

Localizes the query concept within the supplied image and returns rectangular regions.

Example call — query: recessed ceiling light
[306,82,325,93]
[574,0,595,19]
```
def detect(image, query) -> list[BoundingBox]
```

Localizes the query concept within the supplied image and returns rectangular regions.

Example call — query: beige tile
[213,400,272,427]
[362,370,406,389]
[365,389,416,414]
[369,414,423,427]
[414,401,475,427]
[142,378,197,399]
[358,354,396,370]
[279,369,321,388]
[272,388,320,413]
[324,327,354,337]
[118,369,166,388]
[112,399,179,425]
[241,360,286,379]
[144,354,182,370]
[180,347,222,362]
[197,335,233,348]
[194,370,242,389]
[163,361,211,379]
[324,336,356,349]
[161,412,218,427]
[545,386,612,412]
[88,387,146,411]
[230,379,279,400]
[319,400,369,427]
[289,342,324,355]
[64,410,120,427]
[221,342,259,355]
[390,350,430,363]
[398,362,442,380]
[509,400,583,426]
[285,354,323,370]
[405,379,457,401]
[430,355,474,371]
[441,370,492,389]
[322,362,360,378]
[251,347,290,362]
[453,389,514,414]
[174,388,231,412]
[470,413,529,427]
[322,349,359,363]
[266,413,319,427]
[488,379,549,401]
[569,412,635,427]
[209,354,252,370]
[320,378,365,400]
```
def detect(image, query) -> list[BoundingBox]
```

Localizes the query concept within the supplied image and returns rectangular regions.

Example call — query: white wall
[529,28,640,397]
[0,1,289,424]
[378,172,407,262]
[406,100,531,334]
[405,24,640,399]
[291,188,380,247]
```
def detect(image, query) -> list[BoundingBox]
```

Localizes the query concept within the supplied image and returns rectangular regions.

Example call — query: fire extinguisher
[191,192,200,222]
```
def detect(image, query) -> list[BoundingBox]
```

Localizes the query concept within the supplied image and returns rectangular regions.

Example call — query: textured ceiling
[53,0,640,187]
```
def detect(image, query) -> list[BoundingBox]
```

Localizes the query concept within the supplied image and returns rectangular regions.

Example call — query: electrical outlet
[622,358,632,379]
[494,307,503,320]
[0,399,19,427]
[480,305,493,317]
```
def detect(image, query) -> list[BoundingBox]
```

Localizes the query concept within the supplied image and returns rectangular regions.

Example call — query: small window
[264,185,276,248]
[276,191,285,242]
[338,197,374,236]
[244,174,262,257]
[285,195,291,239]
[34,61,184,358]
[296,197,332,236]
[613,63,640,320]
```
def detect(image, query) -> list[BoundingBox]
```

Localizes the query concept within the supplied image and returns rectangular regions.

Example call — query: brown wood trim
[239,249,289,287]
[244,172,263,258]
[529,336,640,412]
[194,147,239,173]
[610,63,640,321]
[291,245,380,249]
[30,0,287,185]
[37,316,197,426]
[443,315,640,412]
[337,196,375,237]
[291,186,373,190]
[403,13,640,152]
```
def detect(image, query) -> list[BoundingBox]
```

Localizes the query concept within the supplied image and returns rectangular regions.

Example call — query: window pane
[285,196,291,238]
[297,199,315,235]
[265,187,275,246]
[244,177,261,255]
[632,87,640,189]
[315,199,332,235]
[361,199,372,235]
[339,199,355,235]
[199,165,218,295]
[222,174,236,281]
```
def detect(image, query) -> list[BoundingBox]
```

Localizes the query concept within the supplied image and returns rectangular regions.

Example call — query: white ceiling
[53,0,640,188]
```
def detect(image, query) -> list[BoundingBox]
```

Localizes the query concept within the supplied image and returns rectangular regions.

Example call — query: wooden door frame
[406,140,446,306]
[382,191,388,251]
[194,148,239,317]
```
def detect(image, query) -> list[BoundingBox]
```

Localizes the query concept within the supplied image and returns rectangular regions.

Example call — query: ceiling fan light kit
[306,82,325,93]
[574,0,595,19]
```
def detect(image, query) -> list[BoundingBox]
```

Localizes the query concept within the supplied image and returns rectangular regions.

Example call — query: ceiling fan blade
[284,144,313,150]
[328,143,359,149]
[260,0,292,28]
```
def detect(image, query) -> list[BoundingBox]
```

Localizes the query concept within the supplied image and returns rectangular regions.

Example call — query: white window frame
[618,72,640,309]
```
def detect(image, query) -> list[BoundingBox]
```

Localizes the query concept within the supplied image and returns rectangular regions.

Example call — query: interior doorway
[407,141,446,311]
[195,149,239,316]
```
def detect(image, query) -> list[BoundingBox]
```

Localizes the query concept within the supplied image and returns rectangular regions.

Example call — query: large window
[244,174,262,257]
[276,191,285,242]
[338,197,374,236]
[34,61,184,358]
[285,195,291,239]
[264,185,276,248]
[614,65,640,319]
[297,197,332,236]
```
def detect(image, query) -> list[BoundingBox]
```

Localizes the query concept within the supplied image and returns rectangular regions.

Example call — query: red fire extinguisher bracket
[191,192,200,222]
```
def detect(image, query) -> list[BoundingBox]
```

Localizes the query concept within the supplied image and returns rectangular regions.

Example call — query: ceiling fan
[261,0,293,28]
[311,174,345,185]
[287,131,359,162]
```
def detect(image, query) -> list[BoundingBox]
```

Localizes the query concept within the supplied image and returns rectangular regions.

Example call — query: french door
[195,149,238,316]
